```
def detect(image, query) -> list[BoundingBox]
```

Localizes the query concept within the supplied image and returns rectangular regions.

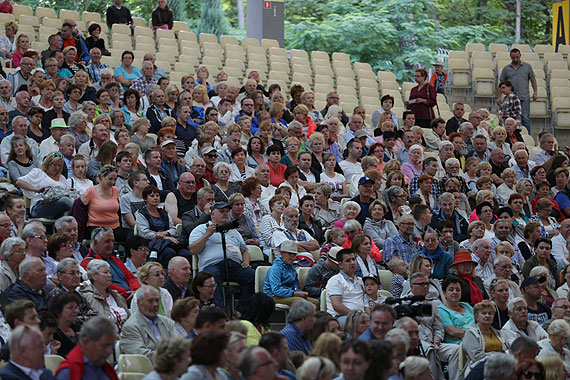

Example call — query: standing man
[106,0,133,29]
[498,48,537,131]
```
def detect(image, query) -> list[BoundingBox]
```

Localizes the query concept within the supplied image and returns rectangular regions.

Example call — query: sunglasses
[522,371,543,380]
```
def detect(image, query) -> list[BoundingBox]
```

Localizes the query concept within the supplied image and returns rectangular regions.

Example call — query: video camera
[385,295,432,320]
[215,219,240,233]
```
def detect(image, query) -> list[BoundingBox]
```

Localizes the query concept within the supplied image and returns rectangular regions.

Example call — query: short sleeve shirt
[188,223,248,271]
[438,302,475,344]
[119,192,145,228]
[499,62,536,100]
[325,271,365,316]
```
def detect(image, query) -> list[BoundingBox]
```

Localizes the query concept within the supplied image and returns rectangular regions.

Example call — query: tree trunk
[515,0,521,43]
[237,0,244,29]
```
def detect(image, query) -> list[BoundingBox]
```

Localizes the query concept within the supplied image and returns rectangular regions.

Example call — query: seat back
[254,266,271,293]
[118,354,154,374]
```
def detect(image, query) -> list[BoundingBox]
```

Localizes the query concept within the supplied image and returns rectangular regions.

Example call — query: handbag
[39,186,80,204]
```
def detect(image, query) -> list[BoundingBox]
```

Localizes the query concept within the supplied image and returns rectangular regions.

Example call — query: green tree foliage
[198,0,230,36]
[168,0,186,21]
[285,0,551,81]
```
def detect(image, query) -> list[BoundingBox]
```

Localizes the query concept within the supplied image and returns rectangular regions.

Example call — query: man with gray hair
[271,207,319,263]
[279,299,316,355]
[163,256,192,301]
[500,297,548,345]
[0,257,48,311]
[143,52,167,82]
[430,192,469,242]
[55,316,119,379]
[8,90,29,124]
[181,186,214,236]
[80,227,141,299]
[0,105,10,140]
[0,80,15,111]
[255,163,275,213]
[54,216,88,261]
[0,116,39,162]
[119,285,175,361]
[471,239,493,281]
[7,57,33,95]
[131,60,156,98]
[512,148,535,179]
[51,258,96,323]
[238,346,278,380]
[384,213,420,266]
[22,222,57,291]
[481,352,517,380]
[385,327,410,370]
[0,325,55,380]
[490,219,524,266]
[440,157,473,198]
[146,88,175,134]
[0,238,26,292]
[483,255,523,299]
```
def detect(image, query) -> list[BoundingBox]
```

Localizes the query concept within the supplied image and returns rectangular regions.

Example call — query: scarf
[459,272,483,306]
[422,245,443,261]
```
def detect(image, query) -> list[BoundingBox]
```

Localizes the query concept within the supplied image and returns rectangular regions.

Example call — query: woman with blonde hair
[16,152,72,218]
[302,90,324,124]
[297,357,336,380]
[192,84,211,108]
[72,70,96,103]
[343,310,370,339]
[489,126,513,158]
[399,356,433,380]
[10,33,30,68]
[497,168,517,205]
[324,116,346,152]
[164,83,180,110]
[130,262,173,317]
[538,354,565,380]
[130,118,157,154]
[0,21,17,61]
[295,104,317,136]
[268,102,289,137]
[28,69,45,98]
[281,136,301,166]
[61,46,85,77]
[311,333,342,373]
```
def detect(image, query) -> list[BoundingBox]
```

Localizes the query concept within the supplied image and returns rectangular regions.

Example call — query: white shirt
[150,173,163,190]
[259,183,276,214]
[338,160,363,184]
[326,271,365,316]
[38,136,61,160]
[551,233,569,265]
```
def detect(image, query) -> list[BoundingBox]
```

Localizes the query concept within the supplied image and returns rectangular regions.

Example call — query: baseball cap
[362,276,380,285]
[210,202,231,211]
[160,139,176,148]
[354,130,368,138]
[521,276,546,288]
[327,246,343,264]
[358,176,375,186]
[201,146,217,155]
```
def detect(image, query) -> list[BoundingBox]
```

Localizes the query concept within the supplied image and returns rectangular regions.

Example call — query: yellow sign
[554,0,570,52]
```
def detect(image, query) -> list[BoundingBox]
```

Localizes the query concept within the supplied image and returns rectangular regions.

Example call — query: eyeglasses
[59,242,74,249]
[138,247,150,252]
[554,304,570,309]
[150,271,165,277]
[412,282,430,287]
[204,154,217,158]
[62,270,81,276]
[201,283,217,289]
[255,360,274,369]
[0,223,11,229]
[0,112,8,115]
[180,180,196,184]
[192,164,206,168]
[33,235,47,241]
[400,222,414,226]
[522,371,543,380]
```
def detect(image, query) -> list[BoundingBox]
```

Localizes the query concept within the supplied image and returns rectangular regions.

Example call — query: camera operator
[188,201,255,313]
[409,272,460,380]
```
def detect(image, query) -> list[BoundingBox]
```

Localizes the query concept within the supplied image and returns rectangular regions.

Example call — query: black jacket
[181,206,210,239]
[299,214,325,244]
[0,279,50,312]
[145,168,176,201]
[162,277,192,302]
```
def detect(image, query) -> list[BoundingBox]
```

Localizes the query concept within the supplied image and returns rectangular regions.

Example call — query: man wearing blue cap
[522,275,551,326]
[351,176,375,225]
[188,201,254,313]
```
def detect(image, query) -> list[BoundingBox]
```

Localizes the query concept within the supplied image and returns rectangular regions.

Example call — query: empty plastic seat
[247,46,265,57]
[155,52,175,65]
[312,59,331,71]
[466,42,486,54]
[19,15,40,27]
[241,37,259,49]
[220,35,239,47]
[172,21,189,33]
[268,48,287,60]
[178,55,200,68]
[291,56,310,68]
[36,7,57,19]
[59,9,79,21]
[112,40,132,51]
[550,69,570,80]
[535,44,553,56]
[314,65,333,77]
[0,13,14,22]
[248,53,266,65]
[159,44,179,57]
[401,82,416,93]
[472,68,495,97]
[222,66,244,80]
[378,71,397,82]
[558,45,570,59]
[358,78,378,89]
[155,60,171,73]
[543,52,564,64]
[101,56,120,67]
[13,4,33,19]
[82,11,102,24]
[336,68,355,78]
[269,55,288,66]
[448,59,471,88]
[530,87,549,118]
[290,49,309,60]
[155,29,175,41]
[134,26,153,38]
[470,51,492,63]
[380,80,400,91]
[552,97,570,129]
[332,52,350,63]
[202,56,222,69]
[113,33,132,44]
[292,72,312,84]
[32,41,48,51]
[225,59,245,72]
[135,35,154,46]
[489,43,508,56]
[356,70,376,80]
[132,17,146,27]
[226,50,245,62]
[314,75,334,86]
[135,43,155,53]
[271,62,290,74]
[337,77,356,88]
[360,87,379,98]
[262,39,280,50]
[199,33,218,46]
[178,31,197,42]
[315,83,334,94]
[38,27,58,41]
[292,64,311,75]
[311,51,330,62]
[268,70,289,83]
[448,51,469,61]
[472,60,495,71]
[511,43,532,52]
[112,24,131,35]
[180,39,200,50]
[547,61,567,74]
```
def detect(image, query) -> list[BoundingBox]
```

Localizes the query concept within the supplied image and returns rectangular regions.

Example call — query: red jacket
[81,252,141,298]
[56,344,119,380]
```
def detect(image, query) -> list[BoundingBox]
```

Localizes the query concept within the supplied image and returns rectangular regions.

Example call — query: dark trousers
[203,259,255,314]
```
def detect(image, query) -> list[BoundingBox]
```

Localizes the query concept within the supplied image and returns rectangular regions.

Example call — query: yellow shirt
[483,331,502,352]
[240,320,270,346]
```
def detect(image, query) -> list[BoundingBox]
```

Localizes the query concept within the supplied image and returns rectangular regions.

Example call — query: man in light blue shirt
[189,202,255,313]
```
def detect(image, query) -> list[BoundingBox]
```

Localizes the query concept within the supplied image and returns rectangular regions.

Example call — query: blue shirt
[114,65,142,90]
[263,257,300,297]
[555,188,570,212]
[383,233,420,266]
[280,323,312,355]
[358,327,377,341]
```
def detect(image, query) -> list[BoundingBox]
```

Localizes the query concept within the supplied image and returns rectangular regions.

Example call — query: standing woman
[10,33,30,68]
[405,68,437,129]
[114,51,141,90]
[152,0,174,31]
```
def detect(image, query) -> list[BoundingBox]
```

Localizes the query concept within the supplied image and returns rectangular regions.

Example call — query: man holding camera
[189,202,254,313]
[409,272,460,380]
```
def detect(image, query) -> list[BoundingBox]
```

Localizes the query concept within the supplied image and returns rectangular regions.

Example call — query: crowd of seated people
[0,5,567,378]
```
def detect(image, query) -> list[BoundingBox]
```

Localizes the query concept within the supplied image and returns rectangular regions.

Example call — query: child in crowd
[388,257,408,298]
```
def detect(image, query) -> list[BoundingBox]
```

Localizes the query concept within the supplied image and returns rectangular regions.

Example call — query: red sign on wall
[264,1,271,8]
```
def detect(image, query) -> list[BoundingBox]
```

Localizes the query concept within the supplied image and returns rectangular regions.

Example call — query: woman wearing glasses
[191,271,219,309]
[16,152,73,219]
[514,359,546,380]
[130,262,173,318]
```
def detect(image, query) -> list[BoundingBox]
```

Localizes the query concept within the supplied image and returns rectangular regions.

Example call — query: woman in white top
[130,262,173,318]
[496,168,517,206]
[352,234,379,281]
[321,153,348,200]
[229,147,255,183]
[16,153,73,219]
[488,126,513,159]
[279,166,307,208]
[259,195,288,257]
[66,155,94,195]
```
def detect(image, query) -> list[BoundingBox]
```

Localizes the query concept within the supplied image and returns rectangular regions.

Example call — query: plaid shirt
[500,93,522,123]
[410,174,445,200]
[131,76,157,97]
[383,233,420,266]
[85,62,110,83]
